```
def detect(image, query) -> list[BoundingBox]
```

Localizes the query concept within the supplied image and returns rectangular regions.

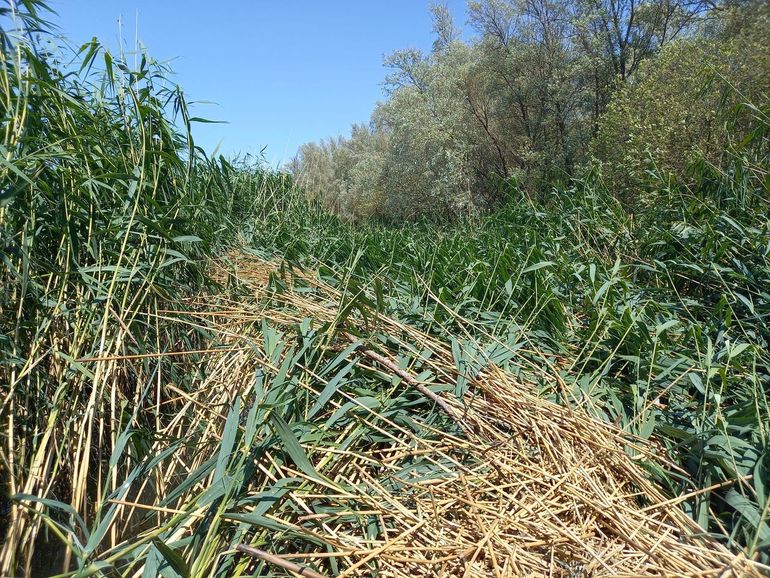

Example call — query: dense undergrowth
[1,1,768,575]
[0,1,248,572]
[230,113,770,559]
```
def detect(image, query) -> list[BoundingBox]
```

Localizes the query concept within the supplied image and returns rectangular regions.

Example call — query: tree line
[289,0,768,220]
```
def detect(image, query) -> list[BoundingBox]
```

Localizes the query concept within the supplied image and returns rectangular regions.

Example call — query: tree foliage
[291,0,735,220]
[593,1,770,197]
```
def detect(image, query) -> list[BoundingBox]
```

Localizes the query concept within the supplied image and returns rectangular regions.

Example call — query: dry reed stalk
[346,334,473,434]
[177,253,761,577]
[235,544,329,578]
[13,253,753,576]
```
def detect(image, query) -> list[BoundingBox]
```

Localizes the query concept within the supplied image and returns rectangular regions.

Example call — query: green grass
[1,1,769,575]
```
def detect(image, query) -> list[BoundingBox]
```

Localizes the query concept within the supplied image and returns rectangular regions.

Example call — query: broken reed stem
[345,333,473,435]
[76,346,247,363]
[235,544,329,578]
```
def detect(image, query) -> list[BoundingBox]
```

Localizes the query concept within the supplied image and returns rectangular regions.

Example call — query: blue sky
[49,1,468,166]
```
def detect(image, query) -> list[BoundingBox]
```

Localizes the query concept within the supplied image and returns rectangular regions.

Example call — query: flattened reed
[65,253,751,578]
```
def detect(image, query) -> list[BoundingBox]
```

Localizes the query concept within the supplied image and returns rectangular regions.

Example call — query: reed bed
[30,251,750,577]
[2,2,768,575]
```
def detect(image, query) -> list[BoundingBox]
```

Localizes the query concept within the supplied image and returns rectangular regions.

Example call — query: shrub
[592,3,770,201]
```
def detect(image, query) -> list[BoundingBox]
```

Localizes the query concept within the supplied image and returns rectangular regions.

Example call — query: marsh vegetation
[1,0,768,576]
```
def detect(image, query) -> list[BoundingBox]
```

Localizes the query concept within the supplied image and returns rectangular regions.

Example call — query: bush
[592,3,770,201]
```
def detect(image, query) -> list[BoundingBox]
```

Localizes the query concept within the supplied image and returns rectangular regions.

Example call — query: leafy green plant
[2,0,769,575]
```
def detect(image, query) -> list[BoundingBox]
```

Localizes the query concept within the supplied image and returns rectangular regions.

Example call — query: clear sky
[48,1,469,166]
